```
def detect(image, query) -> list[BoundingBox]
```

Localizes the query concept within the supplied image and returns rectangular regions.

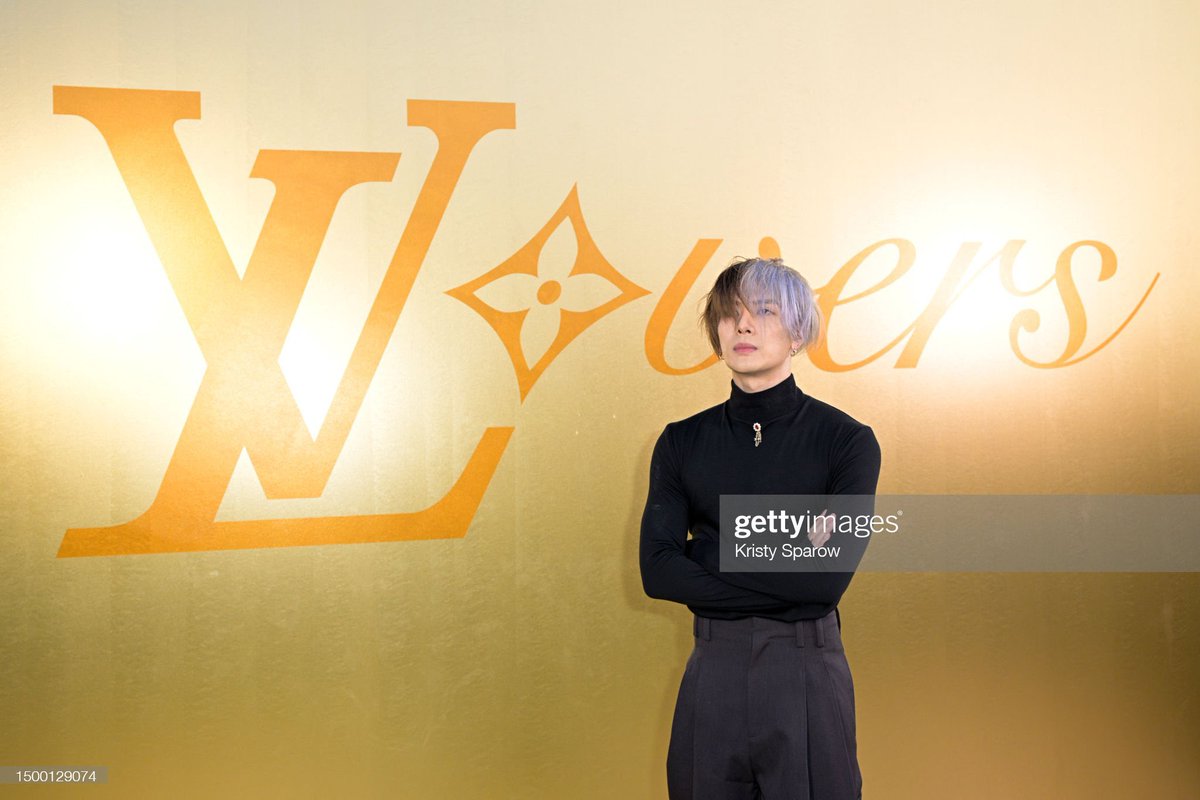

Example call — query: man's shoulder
[801,392,873,433]
[653,401,725,455]
[663,400,726,434]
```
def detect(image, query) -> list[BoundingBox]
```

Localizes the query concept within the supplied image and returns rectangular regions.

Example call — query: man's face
[717,296,800,388]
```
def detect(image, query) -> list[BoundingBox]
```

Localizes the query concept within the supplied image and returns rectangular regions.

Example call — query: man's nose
[737,308,753,332]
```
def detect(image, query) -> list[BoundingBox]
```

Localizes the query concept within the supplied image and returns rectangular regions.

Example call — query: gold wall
[1,1,1197,797]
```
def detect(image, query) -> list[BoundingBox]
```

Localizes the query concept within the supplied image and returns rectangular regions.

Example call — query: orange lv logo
[54,86,515,557]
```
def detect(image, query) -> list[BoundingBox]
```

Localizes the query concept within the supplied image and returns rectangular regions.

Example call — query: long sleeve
[692,425,882,605]
[827,425,883,495]
[639,426,791,613]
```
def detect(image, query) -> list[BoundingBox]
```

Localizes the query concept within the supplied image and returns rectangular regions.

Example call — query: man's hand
[808,509,836,548]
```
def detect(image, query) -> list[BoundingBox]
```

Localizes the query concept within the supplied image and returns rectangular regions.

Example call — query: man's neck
[731,367,793,394]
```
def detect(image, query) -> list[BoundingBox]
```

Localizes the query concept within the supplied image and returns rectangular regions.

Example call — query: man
[640,257,881,799]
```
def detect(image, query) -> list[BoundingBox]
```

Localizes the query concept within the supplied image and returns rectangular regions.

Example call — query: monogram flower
[447,186,648,399]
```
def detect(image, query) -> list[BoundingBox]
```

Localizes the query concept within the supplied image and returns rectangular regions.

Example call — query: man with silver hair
[640,257,881,799]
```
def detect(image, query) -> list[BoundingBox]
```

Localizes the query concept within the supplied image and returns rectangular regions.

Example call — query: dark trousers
[667,610,862,800]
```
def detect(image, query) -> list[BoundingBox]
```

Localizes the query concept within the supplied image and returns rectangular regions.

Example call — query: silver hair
[701,257,822,355]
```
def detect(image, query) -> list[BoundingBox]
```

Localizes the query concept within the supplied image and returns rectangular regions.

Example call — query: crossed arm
[638,429,789,613]
[638,425,881,612]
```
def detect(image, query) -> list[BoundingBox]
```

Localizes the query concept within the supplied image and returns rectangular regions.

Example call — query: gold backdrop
[1,1,1197,797]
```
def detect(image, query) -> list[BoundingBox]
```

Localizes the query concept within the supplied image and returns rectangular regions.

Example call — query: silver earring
[790,347,799,356]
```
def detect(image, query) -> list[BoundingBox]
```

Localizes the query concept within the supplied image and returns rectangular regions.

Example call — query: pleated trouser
[667,609,862,800]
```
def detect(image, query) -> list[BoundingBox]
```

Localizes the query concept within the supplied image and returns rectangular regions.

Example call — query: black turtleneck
[639,373,881,621]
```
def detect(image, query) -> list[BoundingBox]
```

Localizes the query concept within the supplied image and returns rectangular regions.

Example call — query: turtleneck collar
[726,373,804,424]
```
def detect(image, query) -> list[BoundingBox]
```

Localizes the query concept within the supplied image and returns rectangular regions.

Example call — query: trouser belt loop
[694,616,710,641]
[794,620,805,648]
[815,618,826,648]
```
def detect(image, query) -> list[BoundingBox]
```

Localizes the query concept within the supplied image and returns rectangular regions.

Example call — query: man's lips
[732,344,757,353]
